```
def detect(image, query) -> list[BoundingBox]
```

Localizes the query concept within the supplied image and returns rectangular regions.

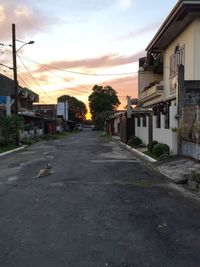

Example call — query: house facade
[0,74,45,138]
[134,0,200,155]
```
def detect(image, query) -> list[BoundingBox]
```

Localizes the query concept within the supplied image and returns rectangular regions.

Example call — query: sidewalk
[153,156,200,182]
[116,138,200,194]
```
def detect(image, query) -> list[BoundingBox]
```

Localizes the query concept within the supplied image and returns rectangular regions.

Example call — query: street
[0,130,200,267]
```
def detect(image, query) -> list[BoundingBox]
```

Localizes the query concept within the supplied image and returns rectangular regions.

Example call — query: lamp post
[11,23,34,145]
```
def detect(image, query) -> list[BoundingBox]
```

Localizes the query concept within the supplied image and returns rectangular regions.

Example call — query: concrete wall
[138,71,163,95]
[114,117,120,136]
[194,18,200,79]
[21,128,43,139]
[135,116,149,145]
[182,140,200,161]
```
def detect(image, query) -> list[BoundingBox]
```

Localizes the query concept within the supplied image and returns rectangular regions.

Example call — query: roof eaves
[146,0,187,51]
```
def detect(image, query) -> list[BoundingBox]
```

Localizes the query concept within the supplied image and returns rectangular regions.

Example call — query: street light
[16,39,35,52]
[12,23,34,145]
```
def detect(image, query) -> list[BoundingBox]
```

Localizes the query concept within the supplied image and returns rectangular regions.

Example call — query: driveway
[0,130,200,267]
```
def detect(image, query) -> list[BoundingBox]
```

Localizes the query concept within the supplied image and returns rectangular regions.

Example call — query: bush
[0,115,23,146]
[147,140,158,154]
[0,138,7,147]
[128,135,143,148]
[193,173,200,184]
[21,137,35,145]
[152,143,170,158]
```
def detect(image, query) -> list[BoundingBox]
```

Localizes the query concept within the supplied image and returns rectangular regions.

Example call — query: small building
[0,74,43,138]
[106,111,125,136]
[33,104,57,134]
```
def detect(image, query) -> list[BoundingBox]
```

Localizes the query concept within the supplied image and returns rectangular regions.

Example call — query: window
[156,113,161,128]
[142,116,147,127]
[170,45,185,77]
[137,117,141,127]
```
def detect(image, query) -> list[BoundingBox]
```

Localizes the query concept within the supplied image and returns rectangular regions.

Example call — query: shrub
[147,140,158,154]
[128,135,143,148]
[21,137,35,145]
[0,115,23,146]
[152,143,170,158]
[0,138,7,147]
[192,173,200,184]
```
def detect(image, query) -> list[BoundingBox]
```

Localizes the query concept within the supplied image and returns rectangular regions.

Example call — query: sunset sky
[0,0,177,116]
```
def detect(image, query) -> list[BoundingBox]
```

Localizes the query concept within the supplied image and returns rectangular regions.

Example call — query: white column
[6,96,11,116]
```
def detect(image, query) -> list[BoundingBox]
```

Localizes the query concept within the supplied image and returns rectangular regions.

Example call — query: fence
[181,106,200,160]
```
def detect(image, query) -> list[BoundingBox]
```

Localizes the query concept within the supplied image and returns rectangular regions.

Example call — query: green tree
[88,85,120,128]
[57,95,87,122]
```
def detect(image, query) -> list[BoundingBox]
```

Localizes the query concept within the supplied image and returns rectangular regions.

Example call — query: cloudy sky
[0,0,177,116]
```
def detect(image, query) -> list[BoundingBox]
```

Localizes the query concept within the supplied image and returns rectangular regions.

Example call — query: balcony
[140,81,164,104]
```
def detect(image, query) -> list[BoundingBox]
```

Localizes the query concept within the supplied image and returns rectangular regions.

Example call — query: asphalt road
[0,130,200,267]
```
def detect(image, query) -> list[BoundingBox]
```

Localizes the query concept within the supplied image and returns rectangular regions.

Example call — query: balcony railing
[140,82,164,102]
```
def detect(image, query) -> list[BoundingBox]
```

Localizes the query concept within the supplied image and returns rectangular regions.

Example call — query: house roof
[0,73,39,101]
[0,73,14,96]
[131,107,152,114]
[146,0,200,51]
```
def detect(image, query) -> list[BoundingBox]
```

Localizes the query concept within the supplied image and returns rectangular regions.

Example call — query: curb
[0,146,26,157]
[120,142,157,163]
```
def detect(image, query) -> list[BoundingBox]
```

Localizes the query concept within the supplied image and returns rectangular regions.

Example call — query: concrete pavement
[0,130,200,266]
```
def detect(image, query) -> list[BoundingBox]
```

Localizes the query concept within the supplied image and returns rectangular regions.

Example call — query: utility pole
[12,23,19,145]
[12,24,18,117]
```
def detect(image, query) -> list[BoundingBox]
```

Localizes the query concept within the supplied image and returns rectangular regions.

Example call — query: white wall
[57,101,69,120]
[152,106,177,154]
[194,18,200,79]
[135,116,149,145]
[164,20,196,99]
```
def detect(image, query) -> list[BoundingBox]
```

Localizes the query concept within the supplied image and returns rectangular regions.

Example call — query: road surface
[0,130,200,267]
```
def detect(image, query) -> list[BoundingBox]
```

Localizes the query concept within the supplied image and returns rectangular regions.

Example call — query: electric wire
[20,54,138,77]
[29,61,92,93]
[17,55,55,103]
[17,74,47,104]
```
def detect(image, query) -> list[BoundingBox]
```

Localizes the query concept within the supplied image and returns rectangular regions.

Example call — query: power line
[31,61,92,92]
[17,71,34,88]
[20,54,138,77]
[17,55,55,103]
[17,74,30,88]
[17,74,47,104]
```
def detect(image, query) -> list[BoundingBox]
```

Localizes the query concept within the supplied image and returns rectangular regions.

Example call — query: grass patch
[41,132,69,141]
[113,179,155,188]
[143,150,159,160]
[100,132,111,139]
[0,145,19,153]
[21,131,70,145]
[144,150,169,160]
[21,137,41,145]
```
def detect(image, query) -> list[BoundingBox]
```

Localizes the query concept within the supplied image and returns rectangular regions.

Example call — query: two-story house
[134,0,200,156]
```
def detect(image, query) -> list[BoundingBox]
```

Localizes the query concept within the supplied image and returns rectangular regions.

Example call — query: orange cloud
[116,23,159,40]
[35,74,138,110]
[32,51,145,73]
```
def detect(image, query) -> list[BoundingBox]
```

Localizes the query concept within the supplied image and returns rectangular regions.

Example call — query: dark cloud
[0,1,55,41]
